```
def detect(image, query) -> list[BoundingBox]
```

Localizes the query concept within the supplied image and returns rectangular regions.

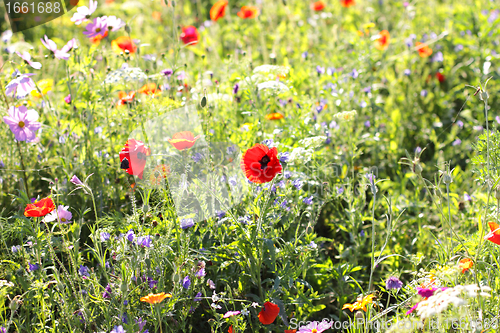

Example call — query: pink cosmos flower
[406,302,419,315]
[40,35,71,60]
[70,0,98,25]
[298,320,332,333]
[15,51,42,69]
[43,205,73,224]
[83,17,108,38]
[223,311,241,318]
[5,73,36,98]
[61,38,78,53]
[64,94,72,104]
[70,175,84,186]
[3,105,41,141]
[102,16,125,31]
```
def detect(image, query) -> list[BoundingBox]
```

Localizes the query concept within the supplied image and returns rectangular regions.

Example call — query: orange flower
[24,197,56,217]
[342,294,375,312]
[111,36,137,54]
[237,6,259,19]
[340,0,355,7]
[149,164,171,185]
[138,83,161,96]
[258,301,280,325]
[485,222,500,245]
[210,0,228,21]
[374,30,390,50]
[152,11,162,22]
[140,292,172,304]
[416,42,432,58]
[459,258,473,273]
[265,113,284,120]
[90,30,108,45]
[285,331,297,333]
[116,91,136,107]
[311,1,326,11]
[228,326,233,333]
[168,131,201,151]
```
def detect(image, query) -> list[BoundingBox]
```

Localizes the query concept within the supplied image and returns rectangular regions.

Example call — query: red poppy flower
[237,6,259,19]
[486,222,500,245]
[285,331,297,333]
[241,144,282,184]
[416,42,432,58]
[111,36,137,54]
[340,0,355,7]
[90,30,108,45]
[210,0,228,21]
[116,91,136,107]
[311,1,326,11]
[228,326,233,333]
[168,131,201,151]
[436,72,445,83]
[138,83,161,96]
[458,258,473,273]
[180,26,199,46]
[258,301,280,325]
[374,30,390,50]
[24,197,55,217]
[119,139,151,179]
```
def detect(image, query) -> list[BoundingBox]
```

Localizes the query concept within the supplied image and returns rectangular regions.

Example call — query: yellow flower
[140,292,172,304]
[363,22,375,29]
[31,79,54,98]
[342,294,375,312]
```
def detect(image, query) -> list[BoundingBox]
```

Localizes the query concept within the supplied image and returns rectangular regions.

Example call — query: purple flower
[278,152,289,163]
[363,86,371,93]
[70,175,84,186]
[28,262,39,271]
[350,69,359,79]
[183,276,191,289]
[452,139,462,146]
[456,120,464,128]
[78,265,90,277]
[208,279,216,289]
[137,235,153,248]
[5,73,36,98]
[417,287,435,298]
[298,320,332,333]
[303,196,313,205]
[71,0,98,25]
[110,325,126,333]
[162,69,173,76]
[194,292,202,301]
[11,245,20,253]
[420,89,428,97]
[16,51,41,69]
[403,69,411,76]
[415,146,422,154]
[464,193,472,201]
[181,218,194,229]
[196,268,206,278]
[3,105,41,141]
[122,313,128,324]
[64,94,72,104]
[293,179,303,190]
[302,51,308,59]
[126,229,135,242]
[103,284,112,298]
[488,9,499,23]
[192,153,204,163]
[284,171,292,179]
[83,17,108,38]
[386,276,403,290]
[316,66,325,75]
[100,232,110,242]
[364,120,371,127]
[432,51,444,63]
[233,83,240,94]
[147,277,158,288]
[336,186,344,195]
[135,318,147,332]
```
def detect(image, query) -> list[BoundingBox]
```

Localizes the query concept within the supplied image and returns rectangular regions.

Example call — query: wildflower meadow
[0,0,499,331]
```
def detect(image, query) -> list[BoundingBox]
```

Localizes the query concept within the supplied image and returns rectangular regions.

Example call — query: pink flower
[70,175,84,186]
[298,320,332,333]
[83,17,108,38]
[406,302,419,315]
[3,105,41,142]
[61,38,78,53]
[102,16,125,31]
[40,35,71,60]
[15,51,41,69]
[43,205,73,224]
[5,73,36,98]
[70,0,98,25]
[64,94,72,104]
[223,311,241,318]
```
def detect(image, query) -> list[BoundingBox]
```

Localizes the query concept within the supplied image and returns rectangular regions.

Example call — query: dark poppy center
[259,155,270,170]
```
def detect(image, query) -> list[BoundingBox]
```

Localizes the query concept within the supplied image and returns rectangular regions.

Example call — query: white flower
[253,65,289,77]
[257,81,289,92]
[333,110,357,121]
[241,309,249,316]
[211,292,219,302]
[211,303,221,309]
[70,0,98,25]
[298,136,327,149]
[103,67,147,84]
[288,147,314,164]
[251,302,259,308]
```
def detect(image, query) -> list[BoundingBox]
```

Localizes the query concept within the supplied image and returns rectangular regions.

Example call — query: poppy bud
[479,90,489,101]
[443,173,452,185]
[495,185,500,200]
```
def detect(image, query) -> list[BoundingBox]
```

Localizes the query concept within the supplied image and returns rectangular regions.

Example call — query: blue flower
[126,229,135,242]
[278,152,289,163]
[28,263,39,271]
[194,292,203,301]
[262,139,273,147]
[78,265,90,277]
[183,276,191,289]
[196,268,206,278]
[385,276,403,290]
[216,210,226,219]
[180,218,195,229]
[192,152,204,163]
[233,83,240,94]
[284,171,292,179]
[303,196,313,205]
[292,179,303,190]
[336,186,344,195]
[404,69,411,76]
[316,66,325,75]
[110,325,126,333]
[11,245,20,253]
[350,69,359,79]
[228,177,237,186]
[364,120,371,127]
[420,90,428,97]
[100,232,110,242]
[137,235,153,248]
[227,145,237,154]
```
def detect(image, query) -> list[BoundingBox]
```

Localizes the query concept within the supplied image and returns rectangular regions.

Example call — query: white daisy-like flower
[333,110,357,121]
[257,81,289,92]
